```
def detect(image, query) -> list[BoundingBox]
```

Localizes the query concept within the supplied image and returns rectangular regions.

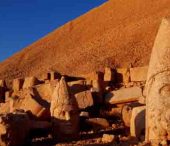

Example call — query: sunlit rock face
[146,18,170,144]
[50,77,79,140]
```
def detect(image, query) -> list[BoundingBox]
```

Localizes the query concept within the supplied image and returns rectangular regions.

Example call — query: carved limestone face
[50,77,79,136]
[147,71,170,140]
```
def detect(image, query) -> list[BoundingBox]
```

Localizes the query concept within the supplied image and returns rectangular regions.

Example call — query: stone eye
[160,85,170,97]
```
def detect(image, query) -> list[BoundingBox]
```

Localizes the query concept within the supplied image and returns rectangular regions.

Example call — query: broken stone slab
[130,106,145,138]
[116,68,130,84]
[23,76,39,89]
[104,67,114,82]
[75,90,94,109]
[130,66,148,82]
[85,118,109,131]
[105,87,142,104]
[12,78,24,91]
[0,111,30,146]
[145,18,170,143]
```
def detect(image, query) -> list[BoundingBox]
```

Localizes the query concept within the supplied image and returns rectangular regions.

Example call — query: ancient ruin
[0,1,170,145]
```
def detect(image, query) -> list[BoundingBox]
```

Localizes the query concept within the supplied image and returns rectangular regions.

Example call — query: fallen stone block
[12,78,24,91]
[130,106,145,138]
[86,118,109,131]
[130,66,148,82]
[75,90,94,109]
[105,87,142,104]
[104,67,114,82]
[116,68,130,84]
[23,76,39,89]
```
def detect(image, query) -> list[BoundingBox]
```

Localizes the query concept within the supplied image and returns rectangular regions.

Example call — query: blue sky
[0,0,107,62]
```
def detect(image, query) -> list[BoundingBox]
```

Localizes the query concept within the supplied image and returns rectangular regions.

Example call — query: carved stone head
[50,77,79,139]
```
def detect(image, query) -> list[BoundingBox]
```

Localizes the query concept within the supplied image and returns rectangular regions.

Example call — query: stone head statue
[50,76,79,140]
[146,18,170,144]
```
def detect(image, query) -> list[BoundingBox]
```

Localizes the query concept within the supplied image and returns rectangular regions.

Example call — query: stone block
[116,68,130,83]
[23,77,39,89]
[12,78,24,91]
[75,90,93,109]
[130,66,148,82]
[104,67,114,82]
[130,106,145,138]
[105,87,142,104]
[86,118,109,130]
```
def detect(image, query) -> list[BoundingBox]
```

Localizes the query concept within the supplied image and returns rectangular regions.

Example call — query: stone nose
[65,111,71,121]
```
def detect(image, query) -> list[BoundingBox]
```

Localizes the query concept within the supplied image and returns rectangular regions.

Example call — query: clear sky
[0,0,107,62]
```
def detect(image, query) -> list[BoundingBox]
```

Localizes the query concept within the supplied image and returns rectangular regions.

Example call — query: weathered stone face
[50,77,79,138]
[147,72,170,141]
[146,18,170,143]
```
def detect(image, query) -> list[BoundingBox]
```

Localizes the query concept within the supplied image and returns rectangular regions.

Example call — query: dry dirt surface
[1,0,170,80]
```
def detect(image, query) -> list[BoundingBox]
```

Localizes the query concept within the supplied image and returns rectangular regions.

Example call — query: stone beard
[146,71,170,142]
